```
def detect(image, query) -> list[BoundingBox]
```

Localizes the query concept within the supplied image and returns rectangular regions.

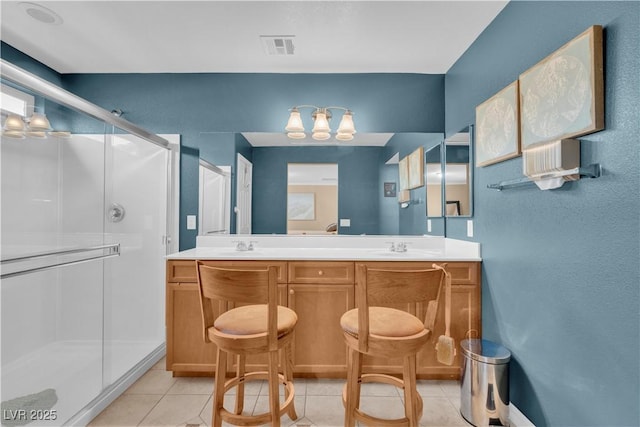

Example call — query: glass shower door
[1,116,108,425]
[102,130,168,386]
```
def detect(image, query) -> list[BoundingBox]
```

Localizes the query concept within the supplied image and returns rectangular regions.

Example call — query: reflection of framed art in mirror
[287,192,315,220]
[384,182,396,197]
[398,156,409,191]
[408,146,425,189]
[398,189,410,203]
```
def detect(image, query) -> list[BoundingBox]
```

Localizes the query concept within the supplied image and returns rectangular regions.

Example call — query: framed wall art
[519,25,604,149]
[475,80,521,167]
[408,146,425,189]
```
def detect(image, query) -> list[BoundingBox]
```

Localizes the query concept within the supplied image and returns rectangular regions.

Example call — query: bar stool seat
[196,262,298,427]
[340,264,448,427]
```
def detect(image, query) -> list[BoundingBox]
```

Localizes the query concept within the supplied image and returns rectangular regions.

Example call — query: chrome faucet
[234,240,257,251]
[395,242,410,252]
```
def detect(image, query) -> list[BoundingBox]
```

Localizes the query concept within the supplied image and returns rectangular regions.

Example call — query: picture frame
[398,156,409,191]
[287,193,315,220]
[475,80,521,167]
[408,146,425,189]
[519,25,604,149]
[384,182,397,197]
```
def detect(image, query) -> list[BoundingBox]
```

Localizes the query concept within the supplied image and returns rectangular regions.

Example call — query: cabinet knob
[318,270,324,276]
[289,289,294,295]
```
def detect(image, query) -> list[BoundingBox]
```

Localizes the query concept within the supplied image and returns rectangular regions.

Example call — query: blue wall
[58,73,444,249]
[445,2,639,425]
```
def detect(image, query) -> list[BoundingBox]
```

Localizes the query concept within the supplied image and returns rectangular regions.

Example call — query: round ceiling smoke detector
[19,2,63,25]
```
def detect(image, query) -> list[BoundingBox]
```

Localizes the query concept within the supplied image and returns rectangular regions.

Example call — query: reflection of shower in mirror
[198,160,231,235]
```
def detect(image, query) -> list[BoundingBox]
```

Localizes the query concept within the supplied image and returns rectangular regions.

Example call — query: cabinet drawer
[166,260,287,284]
[356,261,479,285]
[446,262,479,285]
[288,261,354,284]
[167,260,198,283]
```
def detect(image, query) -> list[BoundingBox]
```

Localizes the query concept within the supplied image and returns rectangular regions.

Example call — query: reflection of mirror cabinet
[425,125,473,218]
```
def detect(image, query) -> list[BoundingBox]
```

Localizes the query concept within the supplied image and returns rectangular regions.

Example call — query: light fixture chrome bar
[1,243,120,264]
[0,59,169,149]
[0,244,120,279]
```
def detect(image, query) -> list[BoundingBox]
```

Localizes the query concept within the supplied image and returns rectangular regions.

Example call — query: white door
[235,153,252,234]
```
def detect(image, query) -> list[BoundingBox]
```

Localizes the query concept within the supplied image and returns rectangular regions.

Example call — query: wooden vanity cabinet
[166,259,480,380]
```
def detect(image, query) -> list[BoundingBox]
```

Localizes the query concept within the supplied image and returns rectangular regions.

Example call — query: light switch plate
[467,220,474,237]
[427,219,432,232]
[339,218,351,227]
[187,215,197,230]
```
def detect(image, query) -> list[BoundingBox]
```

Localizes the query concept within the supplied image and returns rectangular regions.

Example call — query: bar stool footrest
[341,373,423,427]
[220,371,296,426]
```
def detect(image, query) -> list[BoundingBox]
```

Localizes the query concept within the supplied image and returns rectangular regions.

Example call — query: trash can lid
[460,339,511,364]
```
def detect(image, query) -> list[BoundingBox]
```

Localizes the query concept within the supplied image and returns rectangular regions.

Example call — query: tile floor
[88,357,469,427]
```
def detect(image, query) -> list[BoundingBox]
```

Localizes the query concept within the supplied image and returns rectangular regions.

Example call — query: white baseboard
[510,403,536,427]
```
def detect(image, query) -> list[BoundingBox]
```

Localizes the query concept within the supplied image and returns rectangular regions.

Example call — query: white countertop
[167,235,481,262]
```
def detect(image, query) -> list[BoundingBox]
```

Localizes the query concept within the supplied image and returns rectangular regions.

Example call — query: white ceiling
[0,1,509,74]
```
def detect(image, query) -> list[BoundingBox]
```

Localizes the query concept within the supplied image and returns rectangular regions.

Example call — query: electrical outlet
[467,220,474,237]
[339,218,351,227]
[427,219,432,232]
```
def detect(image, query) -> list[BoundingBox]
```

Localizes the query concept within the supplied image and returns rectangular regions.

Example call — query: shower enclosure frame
[1,59,180,426]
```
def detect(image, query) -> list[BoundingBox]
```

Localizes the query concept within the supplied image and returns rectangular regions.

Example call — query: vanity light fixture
[285,105,356,141]
[2,110,59,139]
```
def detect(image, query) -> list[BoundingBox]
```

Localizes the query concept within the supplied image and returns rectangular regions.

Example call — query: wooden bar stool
[195,262,298,427]
[340,263,448,427]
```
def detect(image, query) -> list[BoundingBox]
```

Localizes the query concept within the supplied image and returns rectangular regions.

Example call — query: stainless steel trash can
[460,339,511,426]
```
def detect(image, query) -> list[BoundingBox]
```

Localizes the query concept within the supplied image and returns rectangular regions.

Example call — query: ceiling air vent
[260,35,295,55]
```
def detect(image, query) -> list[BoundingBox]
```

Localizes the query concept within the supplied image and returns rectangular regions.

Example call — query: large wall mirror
[196,132,444,237]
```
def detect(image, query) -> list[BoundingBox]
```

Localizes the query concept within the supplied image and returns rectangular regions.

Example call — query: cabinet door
[166,282,218,375]
[288,283,354,376]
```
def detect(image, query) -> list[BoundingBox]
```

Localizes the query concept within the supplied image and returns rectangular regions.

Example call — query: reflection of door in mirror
[236,153,253,234]
[425,145,443,217]
[444,162,469,216]
[198,160,231,235]
[287,163,338,235]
